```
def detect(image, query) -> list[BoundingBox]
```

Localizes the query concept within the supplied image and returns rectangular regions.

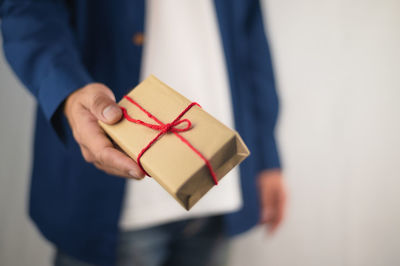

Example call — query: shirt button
[132,32,144,46]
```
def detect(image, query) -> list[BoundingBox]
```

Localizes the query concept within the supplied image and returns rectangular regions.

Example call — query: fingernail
[103,105,120,122]
[129,170,142,179]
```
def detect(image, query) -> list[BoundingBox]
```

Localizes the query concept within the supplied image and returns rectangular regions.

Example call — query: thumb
[88,84,122,124]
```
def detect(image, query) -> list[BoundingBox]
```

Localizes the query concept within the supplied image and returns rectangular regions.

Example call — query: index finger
[79,115,144,179]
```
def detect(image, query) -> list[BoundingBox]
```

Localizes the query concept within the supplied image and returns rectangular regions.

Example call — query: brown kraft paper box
[99,75,250,210]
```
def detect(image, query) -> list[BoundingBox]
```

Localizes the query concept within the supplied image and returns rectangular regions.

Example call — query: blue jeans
[54,216,228,266]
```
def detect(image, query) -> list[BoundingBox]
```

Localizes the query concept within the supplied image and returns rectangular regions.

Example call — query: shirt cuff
[37,59,93,143]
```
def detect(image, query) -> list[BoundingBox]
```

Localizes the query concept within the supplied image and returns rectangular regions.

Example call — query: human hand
[258,169,287,234]
[64,83,145,179]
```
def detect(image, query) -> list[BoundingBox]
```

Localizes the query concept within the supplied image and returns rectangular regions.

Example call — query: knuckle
[95,163,113,176]
[94,162,104,171]
[72,130,82,144]
[85,83,103,93]
[83,153,93,163]
[94,154,103,166]
[85,85,115,110]
[80,147,93,163]
[91,93,107,111]
[84,157,91,163]
[96,149,108,165]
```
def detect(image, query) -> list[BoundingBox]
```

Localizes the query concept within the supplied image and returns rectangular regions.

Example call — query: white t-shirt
[119,0,243,230]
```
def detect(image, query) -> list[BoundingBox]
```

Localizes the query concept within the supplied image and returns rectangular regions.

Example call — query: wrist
[63,89,80,121]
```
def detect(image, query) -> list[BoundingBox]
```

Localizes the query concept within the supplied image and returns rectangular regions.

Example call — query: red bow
[120,95,218,185]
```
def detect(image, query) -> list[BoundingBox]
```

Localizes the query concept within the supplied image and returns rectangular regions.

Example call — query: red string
[120,95,218,185]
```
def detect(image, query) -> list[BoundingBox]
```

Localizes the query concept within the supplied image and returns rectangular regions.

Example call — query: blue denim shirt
[0,0,280,265]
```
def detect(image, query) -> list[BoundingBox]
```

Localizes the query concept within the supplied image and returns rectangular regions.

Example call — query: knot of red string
[120,95,218,185]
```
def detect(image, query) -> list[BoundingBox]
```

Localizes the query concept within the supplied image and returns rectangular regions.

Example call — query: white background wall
[1,1,399,265]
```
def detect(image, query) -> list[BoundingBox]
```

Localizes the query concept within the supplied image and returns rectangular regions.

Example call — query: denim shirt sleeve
[0,0,94,142]
[246,0,281,170]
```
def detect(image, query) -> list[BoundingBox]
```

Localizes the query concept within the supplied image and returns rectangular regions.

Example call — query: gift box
[99,75,250,210]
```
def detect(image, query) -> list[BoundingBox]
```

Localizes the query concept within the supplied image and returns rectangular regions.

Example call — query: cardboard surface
[99,75,250,210]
